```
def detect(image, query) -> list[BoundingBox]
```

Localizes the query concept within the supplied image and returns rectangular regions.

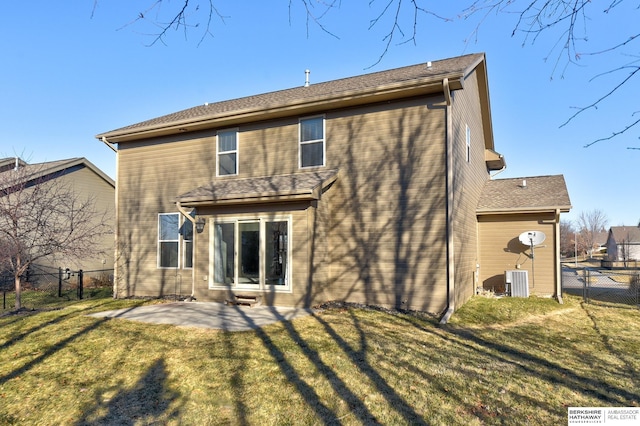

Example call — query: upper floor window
[217,130,238,176]
[299,116,325,168]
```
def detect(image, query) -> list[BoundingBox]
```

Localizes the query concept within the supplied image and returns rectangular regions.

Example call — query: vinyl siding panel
[325,97,449,312]
[478,213,557,296]
[114,77,495,314]
[450,70,492,306]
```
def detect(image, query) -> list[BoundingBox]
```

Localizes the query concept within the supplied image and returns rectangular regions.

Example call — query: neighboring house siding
[611,243,640,261]
[5,161,115,287]
[478,213,557,296]
[55,166,115,272]
[451,70,491,307]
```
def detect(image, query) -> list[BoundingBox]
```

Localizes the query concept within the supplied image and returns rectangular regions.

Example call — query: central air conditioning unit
[505,270,529,297]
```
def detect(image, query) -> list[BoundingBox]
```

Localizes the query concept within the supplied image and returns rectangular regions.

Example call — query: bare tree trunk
[14,272,21,310]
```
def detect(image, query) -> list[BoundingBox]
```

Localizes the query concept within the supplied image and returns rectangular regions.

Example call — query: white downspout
[176,201,197,299]
[554,208,563,304]
[101,137,117,153]
[440,78,456,324]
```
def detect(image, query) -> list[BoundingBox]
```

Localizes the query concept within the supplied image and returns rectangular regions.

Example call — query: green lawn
[0,293,638,425]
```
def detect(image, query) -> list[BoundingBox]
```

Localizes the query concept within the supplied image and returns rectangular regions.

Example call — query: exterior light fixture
[195,217,206,233]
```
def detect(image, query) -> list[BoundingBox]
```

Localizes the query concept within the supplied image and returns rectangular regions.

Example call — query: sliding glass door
[212,218,289,290]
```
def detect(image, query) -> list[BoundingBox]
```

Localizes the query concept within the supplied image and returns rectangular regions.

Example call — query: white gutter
[176,201,197,299]
[440,78,456,325]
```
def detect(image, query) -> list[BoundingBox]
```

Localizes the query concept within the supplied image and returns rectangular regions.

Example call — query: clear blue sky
[1,2,638,227]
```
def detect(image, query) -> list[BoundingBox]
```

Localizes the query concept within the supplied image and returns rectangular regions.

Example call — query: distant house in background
[592,230,609,256]
[96,53,571,318]
[477,175,571,297]
[0,157,115,285]
[606,226,640,262]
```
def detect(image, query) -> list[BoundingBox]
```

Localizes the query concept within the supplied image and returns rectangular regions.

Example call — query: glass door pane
[265,221,288,285]
[214,223,235,285]
[239,222,260,284]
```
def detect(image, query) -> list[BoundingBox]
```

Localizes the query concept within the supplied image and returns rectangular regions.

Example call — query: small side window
[466,125,471,163]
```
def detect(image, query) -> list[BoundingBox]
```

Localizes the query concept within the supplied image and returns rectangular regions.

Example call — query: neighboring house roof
[0,157,115,189]
[609,226,640,244]
[97,53,494,148]
[593,230,609,247]
[177,169,340,207]
[0,158,28,172]
[476,175,571,214]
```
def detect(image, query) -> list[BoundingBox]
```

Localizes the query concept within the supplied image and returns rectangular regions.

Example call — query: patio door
[212,218,289,289]
[239,221,260,285]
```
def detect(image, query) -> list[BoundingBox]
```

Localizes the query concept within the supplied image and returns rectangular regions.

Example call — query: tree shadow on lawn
[229,304,427,425]
[396,309,640,418]
[75,358,182,425]
[0,314,115,387]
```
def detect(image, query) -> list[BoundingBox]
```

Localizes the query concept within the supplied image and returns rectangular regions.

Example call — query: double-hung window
[158,213,180,268]
[299,116,325,168]
[217,130,238,176]
[158,213,193,268]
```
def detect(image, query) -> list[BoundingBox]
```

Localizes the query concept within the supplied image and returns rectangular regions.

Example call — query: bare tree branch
[289,0,340,39]
[0,162,111,310]
[367,0,450,68]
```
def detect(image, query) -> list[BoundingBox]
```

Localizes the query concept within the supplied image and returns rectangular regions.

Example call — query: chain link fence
[0,265,113,312]
[562,265,640,306]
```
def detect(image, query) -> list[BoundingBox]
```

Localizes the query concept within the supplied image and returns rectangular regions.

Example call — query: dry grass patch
[0,293,638,424]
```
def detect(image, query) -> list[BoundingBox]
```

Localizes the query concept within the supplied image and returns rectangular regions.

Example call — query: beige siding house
[477,175,571,298]
[0,157,115,281]
[97,53,570,318]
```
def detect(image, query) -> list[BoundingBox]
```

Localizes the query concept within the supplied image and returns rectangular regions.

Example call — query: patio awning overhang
[176,169,340,207]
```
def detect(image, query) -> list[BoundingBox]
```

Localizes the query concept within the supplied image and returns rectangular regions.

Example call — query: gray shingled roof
[97,53,485,139]
[0,158,115,189]
[177,169,339,206]
[477,175,571,213]
[609,226,640,244]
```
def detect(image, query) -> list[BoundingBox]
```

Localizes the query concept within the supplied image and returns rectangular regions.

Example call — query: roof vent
[427,61,432,68]
[304,69,310,87]
[521,179,527,188]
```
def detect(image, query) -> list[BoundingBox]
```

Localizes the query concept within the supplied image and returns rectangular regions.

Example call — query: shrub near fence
[0,268,114,312]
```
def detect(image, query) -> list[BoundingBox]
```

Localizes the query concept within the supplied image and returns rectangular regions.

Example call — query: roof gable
[477,175,571,214]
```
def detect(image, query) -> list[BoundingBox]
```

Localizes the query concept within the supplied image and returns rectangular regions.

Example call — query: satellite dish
[519,231,546,246]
